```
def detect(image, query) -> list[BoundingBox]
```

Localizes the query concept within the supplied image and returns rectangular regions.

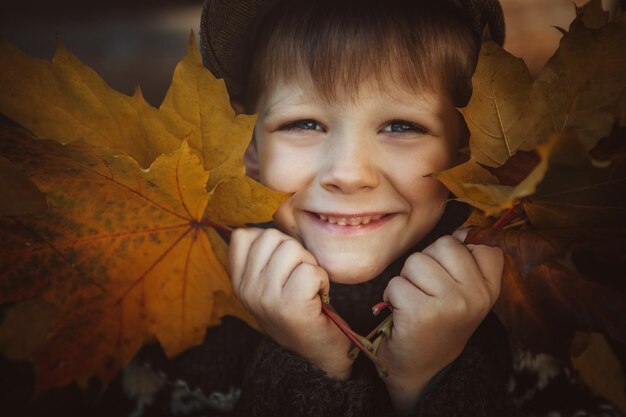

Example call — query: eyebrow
[261,87,452,124]
[262,94,318,118]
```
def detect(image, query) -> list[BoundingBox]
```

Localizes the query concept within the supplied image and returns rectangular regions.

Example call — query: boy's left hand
[377,229,503,414]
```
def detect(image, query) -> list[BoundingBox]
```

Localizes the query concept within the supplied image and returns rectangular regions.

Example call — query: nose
[319,131,380,194]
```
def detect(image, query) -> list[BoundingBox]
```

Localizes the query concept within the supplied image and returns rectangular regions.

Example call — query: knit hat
[199,0,505,100]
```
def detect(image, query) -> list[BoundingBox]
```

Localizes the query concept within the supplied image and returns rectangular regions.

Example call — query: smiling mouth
[311,212,388,226]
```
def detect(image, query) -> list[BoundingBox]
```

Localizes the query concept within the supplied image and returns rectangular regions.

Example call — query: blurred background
[0,0,622,107]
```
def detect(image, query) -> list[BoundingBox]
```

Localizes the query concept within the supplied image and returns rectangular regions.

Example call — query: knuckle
[402,253,429,276]
[388,275,405,289]
[452,228,470,241]
[424,235,458,255]
[436,235,458,248]
[293,262,314,275]
[264,228,287,241]
[405,252,427,267]
[296,262,326,279]
[279,238,304,256]
[386,276,406,297]
[232,227,258,242]
[472,243,504,262]
[230,228,246,242]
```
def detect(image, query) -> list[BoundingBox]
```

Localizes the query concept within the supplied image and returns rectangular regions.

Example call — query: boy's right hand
[229,227,355,380]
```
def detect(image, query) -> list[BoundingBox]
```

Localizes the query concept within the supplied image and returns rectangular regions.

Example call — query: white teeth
[317,214,384,226]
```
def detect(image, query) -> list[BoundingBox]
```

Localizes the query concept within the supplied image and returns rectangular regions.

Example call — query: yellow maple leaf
[0,39,180,168]
[0,127,254,392]
[0,36,287,393]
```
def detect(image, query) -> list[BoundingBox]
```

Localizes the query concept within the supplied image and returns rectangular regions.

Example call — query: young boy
[110,1,512,416]
[120,1,615,416]
[196,0,511,416]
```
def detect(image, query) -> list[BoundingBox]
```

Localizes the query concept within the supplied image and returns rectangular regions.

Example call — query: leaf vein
[115,227,192,305]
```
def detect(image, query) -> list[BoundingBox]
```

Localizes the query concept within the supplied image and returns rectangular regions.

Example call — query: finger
[229,228,264,290]
[282,262,330,304]
[452,228,470,243]
[383,276,430,312]
[423,235,481,286]
[260,239,318,296]
[465,244,503,300]
[400,252,451,297]
[240,229,291,291]
[452,228,503,295]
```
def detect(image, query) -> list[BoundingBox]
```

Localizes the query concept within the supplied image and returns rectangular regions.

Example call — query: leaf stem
[372,301,393,316]
[493,202,524,229]
[321,300,374,354]
[199,219,233,237]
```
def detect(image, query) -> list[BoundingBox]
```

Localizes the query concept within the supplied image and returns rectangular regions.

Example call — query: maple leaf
[0,34,286,226]
[0,155,47,216]
[0,39,180,168]
[0,126,258,392]
[465,225,626,358]
[522,130,626,229]
[439,129,626,223]
[0,36,287,393]
[435,2,626,218]
[463,0,626,168]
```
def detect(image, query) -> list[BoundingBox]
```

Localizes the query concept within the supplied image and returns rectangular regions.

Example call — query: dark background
[1,0,622,106]
[1,0,204,106]
[0,0,621,106]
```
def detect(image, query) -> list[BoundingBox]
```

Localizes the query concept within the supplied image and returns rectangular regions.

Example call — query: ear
[230,99,246,116]
[244,139,261,180]
[454,109,471,164]
[231,99,261,181]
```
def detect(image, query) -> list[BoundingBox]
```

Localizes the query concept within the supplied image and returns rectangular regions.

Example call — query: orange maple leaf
[0,126,258,393]
[0,35,287,393]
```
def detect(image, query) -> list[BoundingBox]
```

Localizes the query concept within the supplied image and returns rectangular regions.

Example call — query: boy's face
[252,76,462,284]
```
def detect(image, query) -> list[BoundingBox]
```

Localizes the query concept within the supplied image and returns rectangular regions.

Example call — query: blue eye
[383,121,428,134]
[281,119,324,132]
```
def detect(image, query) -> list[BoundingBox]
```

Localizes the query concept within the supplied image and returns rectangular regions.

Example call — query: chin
[321,260,387,285]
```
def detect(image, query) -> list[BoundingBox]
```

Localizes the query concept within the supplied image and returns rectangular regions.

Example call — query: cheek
[273,199,300,238]
[257,143,314,241]
[404,176,449,209]
[258,142,315,193]
[388,146,453,214]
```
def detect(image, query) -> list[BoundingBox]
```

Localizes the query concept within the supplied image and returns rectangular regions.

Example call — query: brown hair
[243,0,482,112]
